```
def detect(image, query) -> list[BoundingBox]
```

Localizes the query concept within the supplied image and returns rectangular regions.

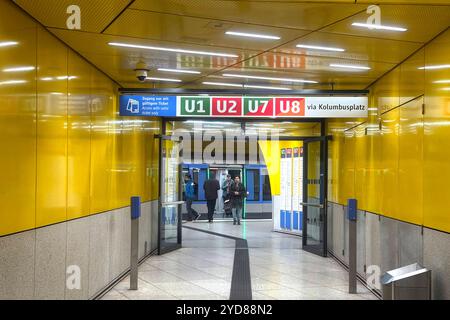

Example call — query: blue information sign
[119,95,177,117]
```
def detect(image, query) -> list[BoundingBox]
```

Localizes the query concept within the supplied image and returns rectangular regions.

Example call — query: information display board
[285,148,293,230]
[279,149,287,229]
[275,145,303,234]
[120,95,368,118]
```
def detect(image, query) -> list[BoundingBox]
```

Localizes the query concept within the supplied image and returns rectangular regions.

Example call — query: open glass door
[302,137,328,257]
[158,136,183,254]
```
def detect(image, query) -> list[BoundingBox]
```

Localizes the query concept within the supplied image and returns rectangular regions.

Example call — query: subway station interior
[1,0,450,302]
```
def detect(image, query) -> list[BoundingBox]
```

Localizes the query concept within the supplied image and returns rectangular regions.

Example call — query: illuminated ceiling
[13,0,450,90]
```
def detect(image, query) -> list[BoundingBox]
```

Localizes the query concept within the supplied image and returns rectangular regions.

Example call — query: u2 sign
[119,95,368,118]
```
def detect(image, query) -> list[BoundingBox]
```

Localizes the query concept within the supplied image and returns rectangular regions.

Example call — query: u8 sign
[274,97,305,117]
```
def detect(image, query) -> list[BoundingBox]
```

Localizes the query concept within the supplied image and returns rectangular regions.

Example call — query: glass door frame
[302,135,329,257]
[157,131,184,255]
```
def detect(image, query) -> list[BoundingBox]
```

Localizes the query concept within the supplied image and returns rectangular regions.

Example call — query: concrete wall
[328,202,450,300]
[0,200,157,300]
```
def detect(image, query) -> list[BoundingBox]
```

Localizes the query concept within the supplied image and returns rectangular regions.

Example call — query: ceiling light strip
[146,77,182,82]
[330,63,371,70]
[0,41,18,47]
[222,73,318,83]
[418,65,450,70]
[225,31,280,40]
[3,66,35,72]
[157,68,201,74]
[296,44,345,52]
[109,42,238,58]
[352,22,407,32]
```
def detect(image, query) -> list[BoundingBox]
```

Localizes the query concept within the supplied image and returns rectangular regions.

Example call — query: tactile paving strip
[182,225,252,300]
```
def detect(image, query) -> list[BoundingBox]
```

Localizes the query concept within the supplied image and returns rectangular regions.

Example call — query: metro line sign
[119,95,368,118]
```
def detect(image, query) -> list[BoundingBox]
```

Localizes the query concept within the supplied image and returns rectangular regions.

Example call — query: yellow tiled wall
[0,1,160,236]
[327,29,450,233]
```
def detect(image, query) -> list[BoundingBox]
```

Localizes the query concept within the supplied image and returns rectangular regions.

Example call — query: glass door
[158,136,183,254]
[302,137,328,257]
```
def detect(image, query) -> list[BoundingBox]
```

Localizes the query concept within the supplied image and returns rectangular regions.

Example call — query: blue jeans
[232,207,242,223]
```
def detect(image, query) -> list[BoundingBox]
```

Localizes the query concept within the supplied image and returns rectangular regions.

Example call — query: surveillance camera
[135,69,148,82]
[134,61,149,82]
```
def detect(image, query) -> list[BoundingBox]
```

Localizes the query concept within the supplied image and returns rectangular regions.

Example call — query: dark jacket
[222,179,232,198]
[203,178,220,200]
[230,182,247,208]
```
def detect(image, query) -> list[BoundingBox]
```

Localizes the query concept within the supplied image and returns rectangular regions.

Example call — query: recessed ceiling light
[330,63,371,70]
[0,41,18,47]
[441,87,450,91]
[418,65,450,70]
[225,31,280,40]
[185,120,235,125]
[56,76,77,80]
[352,22,407,32]
[222,73,318,84]
[3,66,35,72]
[146,77,182,82]
[41,77,54,81]
[244,84,291,91]
[157,68,201,74]
[433,79,450,84]
[0,80,27,85]
[109,42,238,58]
[296,44,345,52]
[202,81,242,87]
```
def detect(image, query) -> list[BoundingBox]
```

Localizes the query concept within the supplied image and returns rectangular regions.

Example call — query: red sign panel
[212,97,243,116]
[274,97,305,117]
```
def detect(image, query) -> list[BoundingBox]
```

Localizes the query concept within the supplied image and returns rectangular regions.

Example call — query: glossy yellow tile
[35,27,68,228]
[0,24,37,236]
[398,97,423,225]
[423,29,450,233]
[380,107,399,218]
[67,51,92,220]
[90,68,115,213]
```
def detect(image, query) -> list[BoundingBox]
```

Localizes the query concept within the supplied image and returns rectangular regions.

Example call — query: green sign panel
[179,97,211,116]
[243,97,274,117]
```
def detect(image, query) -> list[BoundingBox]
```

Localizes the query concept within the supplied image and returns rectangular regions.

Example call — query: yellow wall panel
[380,108,399,218]
[151,124,161,200]
[354,126,367,209]
[398,97,424,225]
[67,52,91,220]
[400,49,425,105]
[0,1,161,235]
[423,30,450,233]
[0,22,37,235]
[373,68,401,114]
[90,69,114,213]
[258,140,303,196]
[35,28,68,227]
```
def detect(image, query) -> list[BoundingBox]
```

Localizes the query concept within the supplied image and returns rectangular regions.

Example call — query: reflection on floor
[102,220,377,300]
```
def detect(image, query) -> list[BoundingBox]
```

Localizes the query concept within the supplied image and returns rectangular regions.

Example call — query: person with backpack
[230,176,247,225]
[184,174,200,221]
[222,174,233,217]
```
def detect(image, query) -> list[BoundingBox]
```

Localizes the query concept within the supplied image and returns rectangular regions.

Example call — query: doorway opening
[158,118,330,257]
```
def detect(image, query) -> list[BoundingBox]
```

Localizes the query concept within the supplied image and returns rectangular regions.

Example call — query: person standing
[184,174,200,221]
[203,173,220,223]
[222,174,232,217]
[230,176,247,225]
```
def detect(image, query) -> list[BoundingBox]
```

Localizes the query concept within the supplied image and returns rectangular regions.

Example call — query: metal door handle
[162,201,185,206]
[300,202,324,209]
